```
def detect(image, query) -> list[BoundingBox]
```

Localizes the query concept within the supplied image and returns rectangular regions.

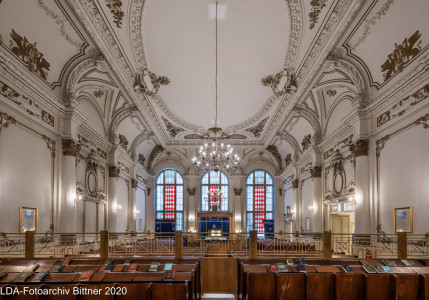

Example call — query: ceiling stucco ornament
[261,68,297,97]
[161,116,184,139]
[37,0,83,48]
[245,117,269,138]
[266,145,282,169]
[284,0,304,68]
[309,0,328,30]
[134,67,170,97]
[105,0,124,28]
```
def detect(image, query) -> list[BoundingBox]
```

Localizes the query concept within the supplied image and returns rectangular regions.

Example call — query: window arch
[246,170,274,233]
[155,169,184,231]
[201,170,229,211]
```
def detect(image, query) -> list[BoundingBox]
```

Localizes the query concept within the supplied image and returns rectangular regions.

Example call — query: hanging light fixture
[192,1,240,173]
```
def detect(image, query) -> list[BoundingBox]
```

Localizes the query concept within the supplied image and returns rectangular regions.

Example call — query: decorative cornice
[349,139,369,157]
[62,138,81,157]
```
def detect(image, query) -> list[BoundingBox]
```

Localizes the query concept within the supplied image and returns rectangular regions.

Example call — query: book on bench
[287,259,294,266]
[340,265,354,273]
[163,270,175,281]
[164,263,173,271]
[267,264,279,272]
[0,272,7,280]
[79,271,93,281]
[374,266,386,273]
[299,258,308,265]
[382,266,394,273]
[296,264,307,272]
[32,272,49,283]
[104,258,114,265]
[24,264,40,273]
[292,259,301,265]
[51,265,64,273]
[104,263,115,272]
[362,265,377,273]
[148,262,160,272]
[13,272,33,283]
[276,263,289,272]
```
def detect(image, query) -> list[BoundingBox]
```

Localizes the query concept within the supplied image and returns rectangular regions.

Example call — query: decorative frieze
[283,174,295,185]
[377,83,429,127]
[323,134,353,159]
[0,81,54,127]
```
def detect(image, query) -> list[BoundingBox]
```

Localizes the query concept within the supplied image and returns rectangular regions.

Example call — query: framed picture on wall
[19,207,38,233]
[394,206,413,233]
[305,217,311,231]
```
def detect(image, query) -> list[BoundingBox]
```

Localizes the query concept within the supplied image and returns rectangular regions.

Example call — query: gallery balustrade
[0,231,428,260]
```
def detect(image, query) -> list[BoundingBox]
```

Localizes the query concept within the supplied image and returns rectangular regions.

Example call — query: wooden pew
[364,274,394,300]
[115,283,151,300]
[394,274,420,300]
[247,272,276,300]
[151,283,189,300]
[38,284,76,300]
[335,273,364,300]
[306,273,335,300]
[277,273,305,300]
[420,274,429,300]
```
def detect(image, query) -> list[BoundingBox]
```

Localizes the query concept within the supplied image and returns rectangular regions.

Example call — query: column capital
[349,139,369,157]
[62,138,81,157]
[109,165,120,178]
[292,179,299,190]
[131,178,138,189]
[187,188,196,196]
[310,166,322,178]
[234,188,242,196]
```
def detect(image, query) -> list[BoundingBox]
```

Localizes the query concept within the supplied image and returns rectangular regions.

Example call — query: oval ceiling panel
[143,0,290,130]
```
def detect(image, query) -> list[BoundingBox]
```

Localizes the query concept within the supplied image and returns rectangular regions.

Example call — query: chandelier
[192,2,240,173]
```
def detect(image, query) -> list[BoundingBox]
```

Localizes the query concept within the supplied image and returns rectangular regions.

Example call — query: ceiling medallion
[134,66,170,97]
[192,2,240,173]
[261,67,297,97]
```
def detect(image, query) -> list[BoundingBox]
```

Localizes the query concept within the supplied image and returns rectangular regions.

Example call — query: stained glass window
[201,170,229,211]
[155,169,184,230]
[246,170,274,234]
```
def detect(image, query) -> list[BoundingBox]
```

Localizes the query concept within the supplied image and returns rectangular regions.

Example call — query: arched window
[201,170,229,211]
[155,169,184,231]
[246,170,274,233]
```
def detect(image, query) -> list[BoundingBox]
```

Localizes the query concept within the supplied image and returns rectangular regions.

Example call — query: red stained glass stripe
[164,185,175,219]
[210,186,220,205]
[254,186,265,211]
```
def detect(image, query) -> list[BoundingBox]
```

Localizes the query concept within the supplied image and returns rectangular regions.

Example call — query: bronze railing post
[25,231,35,259]
[175,231,183,259]
[397,232,407,260]
[249,231,257,259]
[100,230,109,259]
[323,231,332,260]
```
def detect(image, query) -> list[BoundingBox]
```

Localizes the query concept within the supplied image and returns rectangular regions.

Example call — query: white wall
[135,187,146,232]
[378,123,429,234]
[116,178,129,232]
[0,111,54,232]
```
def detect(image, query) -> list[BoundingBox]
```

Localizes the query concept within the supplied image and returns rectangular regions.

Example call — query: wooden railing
[1,231,428,260]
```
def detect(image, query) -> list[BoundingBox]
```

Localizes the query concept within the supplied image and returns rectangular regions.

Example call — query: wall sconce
[285,205,295,221]
[113,203,122,211]
[189,215,195,222]
[134,209,140,216]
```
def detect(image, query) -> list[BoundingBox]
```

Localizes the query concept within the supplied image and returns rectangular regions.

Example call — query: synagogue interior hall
[0,0,429,299]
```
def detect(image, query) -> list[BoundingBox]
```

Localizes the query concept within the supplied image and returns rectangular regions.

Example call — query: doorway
[331,213,354,254]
